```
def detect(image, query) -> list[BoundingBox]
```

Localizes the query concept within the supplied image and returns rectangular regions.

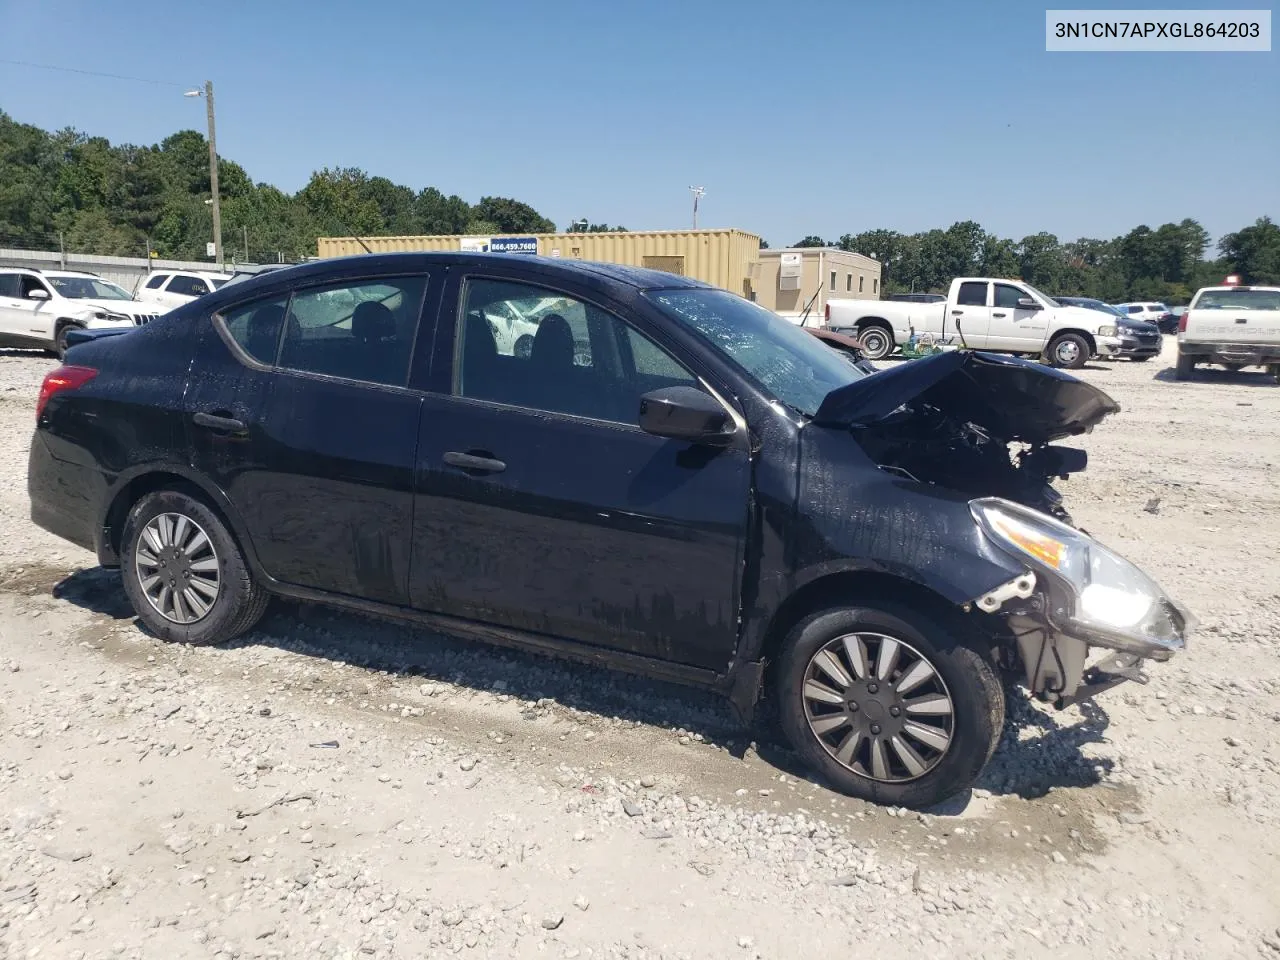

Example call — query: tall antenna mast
[688,185,705,230]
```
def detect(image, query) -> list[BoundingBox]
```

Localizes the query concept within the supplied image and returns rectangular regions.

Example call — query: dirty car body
[28,252,1192,808]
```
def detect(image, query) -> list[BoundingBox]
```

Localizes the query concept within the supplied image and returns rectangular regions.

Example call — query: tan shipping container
[317,229,762,297]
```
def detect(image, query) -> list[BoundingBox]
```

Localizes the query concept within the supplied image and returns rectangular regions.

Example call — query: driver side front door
[987,282,1050,352]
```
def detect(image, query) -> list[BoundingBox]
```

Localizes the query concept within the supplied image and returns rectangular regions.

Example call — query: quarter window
[956,281,988,307]
[166,275,209,297]
[221,297,289,365]
[0,273,19,298]
[456,278,698,424]
[145,274,169,289]
[278,277,427,387]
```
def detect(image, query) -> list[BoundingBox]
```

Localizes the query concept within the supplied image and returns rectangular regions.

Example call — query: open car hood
[812,350,1120,444]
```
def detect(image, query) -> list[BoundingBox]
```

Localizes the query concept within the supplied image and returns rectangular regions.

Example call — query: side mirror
[26,288,51,301]
[638,386,734,447]
[1016,297,1041,311]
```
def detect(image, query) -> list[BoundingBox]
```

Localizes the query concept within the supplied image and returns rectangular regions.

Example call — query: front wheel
[776,603,1004,809]
[120,489,269,645]
[1045,333,1089,369]
[55,323,83,359]
[857,325,894,361]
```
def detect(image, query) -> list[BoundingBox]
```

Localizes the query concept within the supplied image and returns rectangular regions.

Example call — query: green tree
[471,197,554,233]
[1219,217,1280,284]
[792,235,827,248]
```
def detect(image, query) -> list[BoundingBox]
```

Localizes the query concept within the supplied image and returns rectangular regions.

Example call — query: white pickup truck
[825,277,1125,368]
[1175,284,1280,381]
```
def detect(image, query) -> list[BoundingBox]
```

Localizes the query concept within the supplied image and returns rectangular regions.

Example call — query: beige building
[751,247,882,321]
[318,229,762,298]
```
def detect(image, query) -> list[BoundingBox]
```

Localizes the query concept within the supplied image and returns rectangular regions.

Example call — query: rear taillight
[36,365,97,420]
[1177,312,1188,333]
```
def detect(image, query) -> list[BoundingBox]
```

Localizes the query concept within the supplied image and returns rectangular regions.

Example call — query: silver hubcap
[860,330,890,359]
[134,513,220,624]
[802,632,954,783]
[1055,340,1081,364]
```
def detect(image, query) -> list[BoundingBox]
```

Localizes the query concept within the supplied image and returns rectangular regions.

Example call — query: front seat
[351,301,400,383]
[527,314,579,414]
[461,312,500,401]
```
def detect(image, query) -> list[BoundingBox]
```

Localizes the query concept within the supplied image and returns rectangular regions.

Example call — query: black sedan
[1053,297,1162,360]
[30,253,1190,808]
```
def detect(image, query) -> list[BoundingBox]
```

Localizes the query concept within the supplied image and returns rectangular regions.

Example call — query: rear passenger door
[408,272,752,670]
[186,272,436,605]
[949,281,991,345]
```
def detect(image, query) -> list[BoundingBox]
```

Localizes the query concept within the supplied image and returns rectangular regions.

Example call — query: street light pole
[688,186,705,230]
[186,81,222,270]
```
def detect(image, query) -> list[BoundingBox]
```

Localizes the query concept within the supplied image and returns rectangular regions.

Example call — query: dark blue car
[29,253,1191,807]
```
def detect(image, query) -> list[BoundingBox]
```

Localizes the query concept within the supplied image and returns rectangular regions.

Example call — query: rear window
[956,282,987,307]
[1192,289,1280,311]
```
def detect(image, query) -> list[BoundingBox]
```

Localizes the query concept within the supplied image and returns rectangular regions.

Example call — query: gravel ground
[1,340,1278,960]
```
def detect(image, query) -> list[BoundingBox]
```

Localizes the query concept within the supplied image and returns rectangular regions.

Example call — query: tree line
[790,216,1280,303]
[0,110,568,263]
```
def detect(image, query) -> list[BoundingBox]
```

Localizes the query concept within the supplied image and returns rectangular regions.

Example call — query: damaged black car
[29,253,1193,808]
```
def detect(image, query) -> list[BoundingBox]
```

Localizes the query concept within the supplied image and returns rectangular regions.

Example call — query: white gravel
[1,339,1278,959]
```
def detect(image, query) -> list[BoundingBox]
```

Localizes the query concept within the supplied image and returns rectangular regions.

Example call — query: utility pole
[187,82,223,270]
[205,81,223,270]
[688,186,705,230]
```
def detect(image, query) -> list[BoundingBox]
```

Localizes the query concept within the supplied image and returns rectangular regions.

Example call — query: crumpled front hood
[813,350,1121,444]
[79,298,153,316]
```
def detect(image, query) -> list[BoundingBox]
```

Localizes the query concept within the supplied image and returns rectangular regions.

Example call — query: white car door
[136,273,170,306]
[988,282,1050,351]
[0,272,29,341]
[948,281,991,346]
[3,274,56,345]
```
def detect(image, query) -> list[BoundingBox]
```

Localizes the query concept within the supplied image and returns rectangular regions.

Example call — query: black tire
[1174,350,1195,381]
[775,603,1004,809]
[120,489,269,645]
[1045,333,1089,369]
[55,322,83,359]
[857,324,894,361]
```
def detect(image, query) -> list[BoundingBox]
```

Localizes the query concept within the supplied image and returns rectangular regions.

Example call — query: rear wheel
[1045,333,1089,369]
[857,325,894,361]
[120,490,269,645]
[776,603,1004,809]
[1174,350,1195,381]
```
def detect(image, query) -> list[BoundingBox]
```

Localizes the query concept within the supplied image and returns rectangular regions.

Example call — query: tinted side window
[0,273,18,298]
[456,278,697,424]
[221,297,289,365]
[1126,305,1142,314]
[167,275,208,297]
[145,274,169,289]
[20,275,50,298]
[956,282,988,307]
[994,284,1024,308]
[278,277,427,387]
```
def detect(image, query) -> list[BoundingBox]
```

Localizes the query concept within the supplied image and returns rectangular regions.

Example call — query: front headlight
[1097,324,1116,337]
[971,497,1193,658]
[90,310,131,323]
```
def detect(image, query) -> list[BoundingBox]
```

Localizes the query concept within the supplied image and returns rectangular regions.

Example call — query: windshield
[1192,289,1280,310]
[47,276,132,300]
[1020,282,1057,306]
[645,289,870,417]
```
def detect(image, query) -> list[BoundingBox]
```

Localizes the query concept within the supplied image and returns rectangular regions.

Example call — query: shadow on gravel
[44,567,1116,804]
[51,567,134,619]
[1154,365,1278,385]
[975,685,1114,801]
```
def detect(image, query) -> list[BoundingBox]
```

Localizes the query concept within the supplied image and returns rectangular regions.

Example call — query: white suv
[135,269,231,309]
[0,268,161,357]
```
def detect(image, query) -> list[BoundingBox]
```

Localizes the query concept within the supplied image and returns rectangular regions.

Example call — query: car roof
[202,252,711,304]
[39,269,103,280]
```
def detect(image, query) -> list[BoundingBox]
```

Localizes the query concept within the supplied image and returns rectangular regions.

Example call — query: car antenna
[327,214,375,255]
[798,286,822,328]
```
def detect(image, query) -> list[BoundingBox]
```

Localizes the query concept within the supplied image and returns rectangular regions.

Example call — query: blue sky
[1,0,1275,246]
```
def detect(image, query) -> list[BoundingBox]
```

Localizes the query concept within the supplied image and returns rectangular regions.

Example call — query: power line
[0,58,188,89]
